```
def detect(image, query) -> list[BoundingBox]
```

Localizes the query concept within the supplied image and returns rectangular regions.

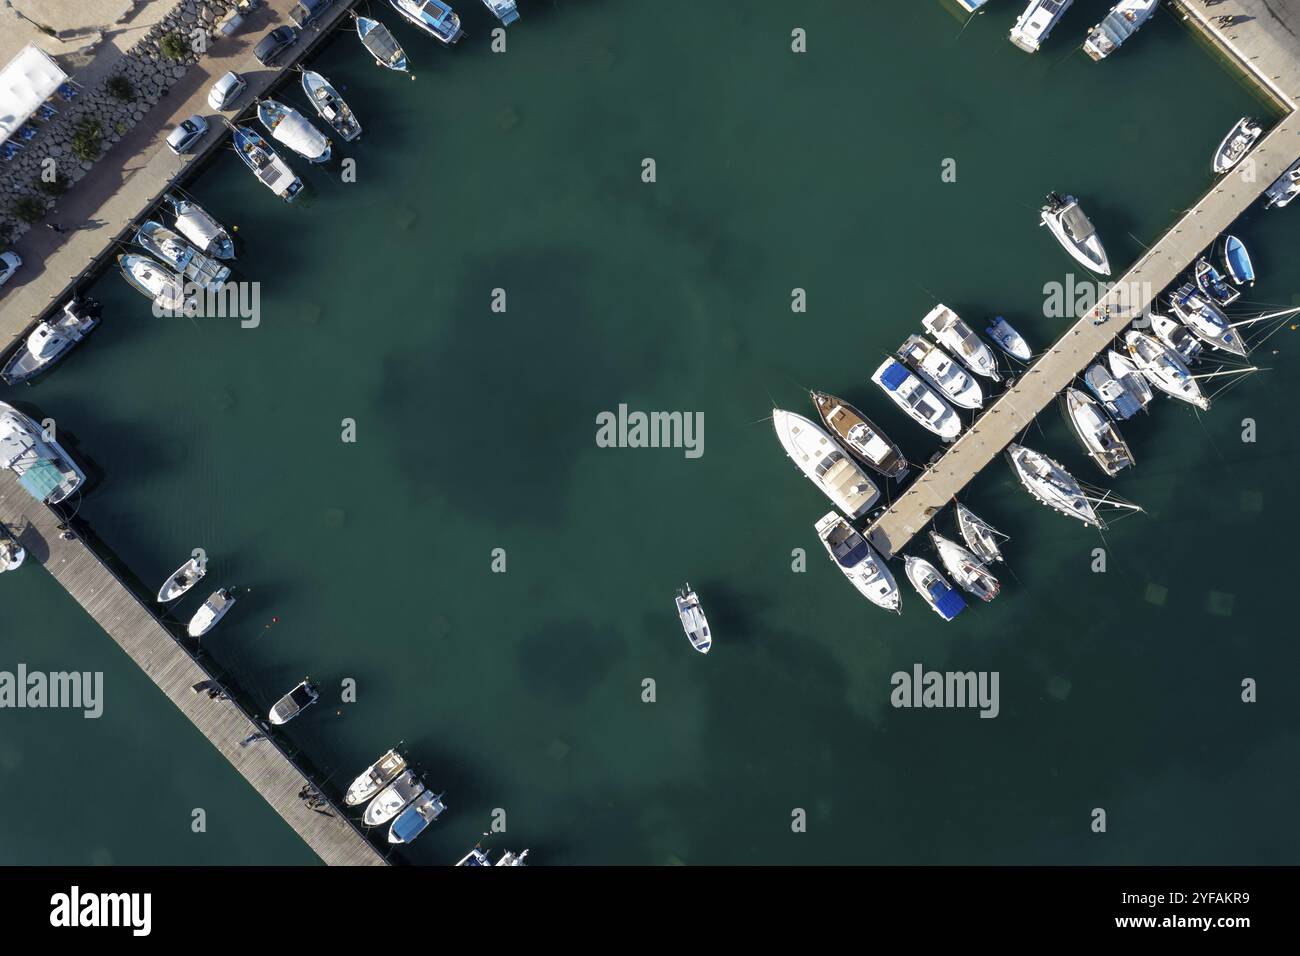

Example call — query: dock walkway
[0,470,387,866]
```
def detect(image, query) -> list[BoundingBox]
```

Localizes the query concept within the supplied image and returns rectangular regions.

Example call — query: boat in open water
[1168,283,1247,357]
[389,789,446,844]
[135,220,229,292]
[897,334,984,409]
[1010,0,1074,53]
[187,588,235,637]
[1107,350,1154,410]
[1084,361,1143,421]
[930,531,999,603]
[955,501,1005,564]
[302,70,361,142]
[871,359,961,440]
[162,193,235,260]
[481,0,519,25]
[157,556,205,603]
[1062,387,1134,477]
[1220,235,1254,286]
[1194,258,1240,307]
[270,679,319,725]
[0,298,100,386]
[1083,0,1158,61]
[1124,331,1208,410]
[675,584,712,654]
[1041,192,1110,275]
[921,304,1000,381]
[772,410,880,518]
[1007,443,1101,528]
[117,253,191,311]
[1150,313,1203,365]
[232,125,303,202]
[904,556,966,621]
[810,391,908,481]
[985,316,1031,362]
[389,0,463,44]
[345,748,407,806]
[1213,117,1262,174]
[363,769,425,826]
[814,511,900,613]
[257,99,331,164]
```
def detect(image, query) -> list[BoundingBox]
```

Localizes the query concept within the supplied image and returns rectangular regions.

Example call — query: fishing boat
[0,527,24,573]
[675,584,712,654]
[1041,193,1110,275]
[930,531,999,603]
[1220,235,1254,286]
[232,126,302,202]
[1084,362,1143,420]
[772,410,880,518]
[1107,349,1154,410]
[0,298,100,386]
[389,0,464,43]
[356,15,408,71]
[187,588,235,637]
[955,501,1005,564]
[814,511,900,613]
[481,0,519,25]
[871,359,962,440]
[1264,159,1300,209]
[1150,313,1203,365]
[257,99,331,164]
[1123,331,1209,410]
[301,70,361,142]
[157,556,205,603]
[810,391,908,481]
[1193,257,1240,307]
[117,254,191,311]
[1083,0,1158,61]
[1061,387,1134,477]
[363,769,425,826]
[1006,443,1102,528]
[345,748,408,806]
[1010,0,1073,52]
[388,789,446,844]
[161,193,235,260]
[1168,283,1247,357]
[985,316,1031,361]
[897,334,984,409]
[903,556,966,621]
[920,304,1000,381]
[0,402,86,505]
[1213,117,1262,174]
[135,220,229,293]
[269,679,319,725]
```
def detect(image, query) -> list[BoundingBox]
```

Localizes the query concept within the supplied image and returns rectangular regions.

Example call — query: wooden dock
[0,470,386,866]
[865,110,1300,559]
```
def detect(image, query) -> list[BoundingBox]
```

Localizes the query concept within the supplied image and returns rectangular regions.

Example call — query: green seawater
[2,0,1298,864]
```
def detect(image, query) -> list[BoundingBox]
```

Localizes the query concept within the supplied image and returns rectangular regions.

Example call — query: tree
[106,74,134,101]
[71,118,103,162]
[12,195,47,224]
[159,33,187,62]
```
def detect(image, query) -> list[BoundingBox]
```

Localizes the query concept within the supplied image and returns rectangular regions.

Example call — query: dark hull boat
[810,390,909,480]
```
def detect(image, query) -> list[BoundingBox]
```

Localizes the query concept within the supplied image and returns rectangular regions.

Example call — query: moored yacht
[1010,0,1074,53]
[0,298,100,386]
[871,359,961,440]
[985,316,1031,362]
[675,584,712,654]
[1194,258,1239,307]
[1083,0,1158,61]
[135,220,229,293]
[269,679,319,725]
[814,511,900,613]
[481,0,519,25]
[0,401,86,505]
[1124,331,1209,409]
[772,410,881,518]
[1061,387,1134,477]
[810,391,909,480]
[1168,283,1247,357]
[1084,361,1143,420]
[1213,117,1262,174]
[897,334,984,409]
[187,588,235,637]
[955,501,1005,564]
[1150,313,1203,365]
[1264,158,1300,209]
[920,304,1000,381]
[389,0,463,44]
[930,531,999,603]
[345,748,407,806]
[257,99,332,164]
[157,556,205,603]
[1007,443,1101,528]
[355,15,409,71]
[1041,193,1110,275]
[1220,235,1254,286]
[388,789,446,844]
[903,556,966,621]
[233,126,303,202]
[1107,349,1154,410]
[302,70,362,142]
[363,769,425,826]
[162,193,235,260]
[117,253,191,311]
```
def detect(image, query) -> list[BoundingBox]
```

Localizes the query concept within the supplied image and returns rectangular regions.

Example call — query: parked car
[216,0,261,35]
[0,251,21,288]
[207,71,247,110]
[253,25,299,66]
[165,114,209,155]
[290,0,332,29]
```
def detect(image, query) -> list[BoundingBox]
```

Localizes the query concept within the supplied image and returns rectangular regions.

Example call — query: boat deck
[0,470,387,866]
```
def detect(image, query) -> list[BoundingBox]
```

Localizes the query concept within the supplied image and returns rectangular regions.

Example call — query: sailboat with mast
[1061,387,1134,477]
[1006,443,1102,529]
[1123,331,1209,410]
[930,531,999,603]
[955,502,1006,565]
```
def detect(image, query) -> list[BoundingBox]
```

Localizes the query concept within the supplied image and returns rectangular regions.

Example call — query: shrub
[36,173,68,197]
[12,196,47,224]
[0,222,12,247]
[106,74,134,101]
[71,118,103,162]
[114,121,128,135]
[159,33,188,62]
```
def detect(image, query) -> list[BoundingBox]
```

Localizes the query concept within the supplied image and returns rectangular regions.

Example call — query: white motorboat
[1083,0,1158,61]
[930,531,999,602]
[363,769,425,826]
[481,0,519,25]
[897,334,984,409]
[810,391,909,480]
[162,193,235,260]
[675,584,712,654]
[1107,350,1154,409]
[1010,0,1074,53]
[1006,443,1102,528]
[257,99,332,164]
[985,316,1032,361]
[0,401,86,505]
[1169,284,1246,357]
[302,70,361,142]
[1124,331,1209,409]
[0,298,100,386]
[955,501,1005,564]
[388,789,446,844]
[345,748,408,806]
[495,850,529,866]
[1084,361,1143,420]
[269,679,319,725]
[772,409,880,518]
[0,526,24,573]
[1150,313,1203,365]
[1062,387,1134,477]
[920,304,1001,381]
[388,0,463,44]
[814,511,900,613]
[157,556,206,603]
[135,220,229,293]
[871,359,962,440]
[1264,158,1300,209]
[117,253,191,311]
[903,556,966,621]
[1213,117,1263,174]
[1041,193,1110,275]
[186,588,235,637]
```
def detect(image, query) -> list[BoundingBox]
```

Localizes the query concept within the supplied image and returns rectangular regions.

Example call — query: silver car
[207,71,246,110]
[166,114,209,155]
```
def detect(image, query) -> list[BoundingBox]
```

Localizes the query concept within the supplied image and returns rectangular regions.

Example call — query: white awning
[0,44,67,145]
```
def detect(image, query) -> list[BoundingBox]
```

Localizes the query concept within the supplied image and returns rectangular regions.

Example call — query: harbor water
[2,0,1298,864]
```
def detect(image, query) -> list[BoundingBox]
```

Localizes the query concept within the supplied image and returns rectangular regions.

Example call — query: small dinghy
[117,253,191,311]
[921,304,1001,381]
[984,316,1031,361]
[675,583,712,653]
[363,770,425,826]
[871,359,962,440]
[897,334,984,409]
[903,556,966,621]
[1007,443,1102,528]
[1041,192,1110,275]
[232,125,303,202]
[258,99,331,164]
[135,220,229,292]
[1220,235,1254,286]
[1150,313,1203,365]
[0,297,100,386]
[1194,258,1240,307]
[1107,350,1154,410]
[0,527,25,573]
[955,502,1005,565]
[930,531,999,603]
[388,789,446,844]
[388,0,463,44]
[269,679,319,725]
[1168,283,1247,357]
[162,193,235,260]
[356,14,409,71]
[1213,116,1262,174]
[1124,331,1209,410]
[814,511,900,613]
[1062,387,1134,477]
[345,748,408,806]
[157,556,205,603]
[1084,362,1143,421]
[302,70,361,142]
[187,588,234,636]
[810,390,909,480]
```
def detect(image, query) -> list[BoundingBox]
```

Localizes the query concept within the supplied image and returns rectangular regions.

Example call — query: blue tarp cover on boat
[879,361,909,392]
[17,459,63,501]
[929,583,967,620]
[390,806,426,843]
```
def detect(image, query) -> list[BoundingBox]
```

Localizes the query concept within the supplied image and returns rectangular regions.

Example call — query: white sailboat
[772,410,880,518]
[920,304,1001,381]
[1150,313,1203,365]
[1006,443,1102,528]
[1061,387,1134,477]
[1107,349,1154,410]
[814,511,900,613]
[930,531,999,603]
[1168,284,1247,357]
[897,334,984,409]
[1124,331,1209,410]
[955,502,1006,564]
